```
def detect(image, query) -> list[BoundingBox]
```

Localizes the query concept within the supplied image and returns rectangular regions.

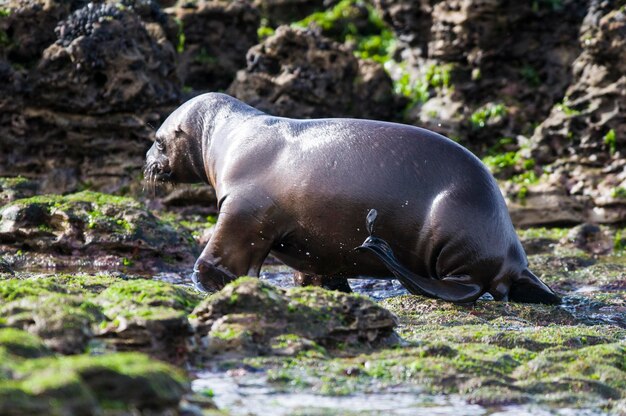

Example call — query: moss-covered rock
[0,328,188,416]
[191,277,398,356]
[0,327,52,359]
[96,279,202,362]
[0,177,38,207]
[0,191,198,272]
[0,274,203,360]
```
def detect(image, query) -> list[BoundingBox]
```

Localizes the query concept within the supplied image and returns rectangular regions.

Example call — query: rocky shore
[1,0,625,414]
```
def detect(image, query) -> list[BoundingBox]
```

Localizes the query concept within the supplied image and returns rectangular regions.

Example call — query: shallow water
[191,369,610,416]
[259,263,410,300]
[188,264,618,416]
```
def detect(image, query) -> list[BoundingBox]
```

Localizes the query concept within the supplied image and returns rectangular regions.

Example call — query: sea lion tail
[509,269,561,304]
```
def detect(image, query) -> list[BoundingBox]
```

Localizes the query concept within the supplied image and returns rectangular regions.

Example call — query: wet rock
[175,0,260,91]
[566,223,613,255]
[0,327,53,358]
[1,293,103,354]
[0,191,198,272]
[190,277,398,356]
[0,274,203,359]
[513,343,626,401]
[381,295,578,328]
[95,279,201,362]
[0,330,188,416]
[228,26,398,120]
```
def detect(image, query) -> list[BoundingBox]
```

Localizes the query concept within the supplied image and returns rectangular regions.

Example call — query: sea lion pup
[145,93,560,304]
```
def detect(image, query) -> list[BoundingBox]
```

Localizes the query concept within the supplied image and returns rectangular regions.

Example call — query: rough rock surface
[377,0,587,149]
[0,191,198,272]
[228,25,399,119]
[0,274,202,360]
[0,177,38,206]
[253,0,325,25]
[0,0,181,194]
[0,328,188,415]
[531,1,626,165]
[191,277,399,356]
[504,2,626,226]
[175,0,260,91]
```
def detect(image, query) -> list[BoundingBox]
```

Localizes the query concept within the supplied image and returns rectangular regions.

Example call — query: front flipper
[355,236,483,304]
[192,201,274,292]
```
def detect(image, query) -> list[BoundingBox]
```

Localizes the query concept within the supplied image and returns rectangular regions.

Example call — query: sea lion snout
[144,147,172,182]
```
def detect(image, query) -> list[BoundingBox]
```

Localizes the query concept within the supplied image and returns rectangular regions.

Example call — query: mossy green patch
[9,191,138,210]
[97,279,202,313]
[293,0,395,64]
[0,176,32,189]
[604,128,617,155]
[0,328,51,359]
[470,103,507,128]
[193,277,397,355]
[2,352,187,414]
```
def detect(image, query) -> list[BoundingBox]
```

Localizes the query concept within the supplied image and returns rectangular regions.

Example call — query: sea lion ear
[366,208,378,236]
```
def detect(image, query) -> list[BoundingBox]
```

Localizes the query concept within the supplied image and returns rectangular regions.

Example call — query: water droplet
[306,252,310,256]
[251,242,255,246]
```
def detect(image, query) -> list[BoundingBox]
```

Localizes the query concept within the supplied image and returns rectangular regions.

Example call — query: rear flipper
[356,235,483,304]
[509,269,561,304]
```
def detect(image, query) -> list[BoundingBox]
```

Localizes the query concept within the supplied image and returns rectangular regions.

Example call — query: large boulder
[0,1,181,194]
[191,277,399,356]
[228,25,399,119]
[0,274,202,360]
[507,1,626,226]
[374,0,587,150]
[0,191,198,272]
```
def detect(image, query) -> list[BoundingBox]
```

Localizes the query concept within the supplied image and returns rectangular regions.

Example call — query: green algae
[7,191,139,211]
[0,176,32,190]
[0,274,203,354]
[97,279,202,313]
[0,326,188,414]
[0,328,51,358]
[2,352,187,414]
[293,0,395,64]
[470,103,508,128]
[192,277,397,356]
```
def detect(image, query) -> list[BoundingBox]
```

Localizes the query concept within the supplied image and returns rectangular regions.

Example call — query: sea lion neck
[200,94,265,188]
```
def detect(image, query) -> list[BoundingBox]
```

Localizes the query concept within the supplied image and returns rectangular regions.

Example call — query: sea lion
[145,93,560,304]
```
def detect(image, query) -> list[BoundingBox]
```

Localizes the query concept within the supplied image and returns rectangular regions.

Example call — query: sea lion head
[144,95,211,189]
